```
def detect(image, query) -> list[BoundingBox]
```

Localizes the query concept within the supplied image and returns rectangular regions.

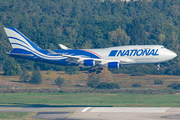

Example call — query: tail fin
[4,27,42,52]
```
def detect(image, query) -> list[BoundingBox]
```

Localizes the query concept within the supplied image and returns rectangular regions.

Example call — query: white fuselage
[88,45,177,65]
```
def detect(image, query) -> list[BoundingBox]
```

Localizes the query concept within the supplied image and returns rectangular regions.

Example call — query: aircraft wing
[48,49,104,67]
[48,49,80,60]
[48,49,136,68]
[48,49,90,64]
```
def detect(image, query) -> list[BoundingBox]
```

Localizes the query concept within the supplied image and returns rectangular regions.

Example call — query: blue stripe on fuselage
[109,50,118,56]
[9,49,101,66]
[53,49,101,59]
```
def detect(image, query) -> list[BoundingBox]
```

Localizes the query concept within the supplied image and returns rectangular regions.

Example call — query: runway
[0,107,180,120]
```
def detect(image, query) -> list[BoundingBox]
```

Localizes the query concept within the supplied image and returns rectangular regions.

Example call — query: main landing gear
[89,67,103,74]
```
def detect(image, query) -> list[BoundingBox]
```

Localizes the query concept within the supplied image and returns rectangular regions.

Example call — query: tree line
[0,0,180,75]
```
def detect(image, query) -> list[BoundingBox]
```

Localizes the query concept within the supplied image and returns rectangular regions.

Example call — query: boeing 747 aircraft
[4,27,177,74]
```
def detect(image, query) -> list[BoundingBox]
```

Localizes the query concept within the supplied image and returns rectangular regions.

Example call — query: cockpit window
[161,47,164,49]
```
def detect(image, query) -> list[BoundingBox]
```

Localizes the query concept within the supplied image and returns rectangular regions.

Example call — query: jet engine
[108,62,119,68]
[84,59,95,66]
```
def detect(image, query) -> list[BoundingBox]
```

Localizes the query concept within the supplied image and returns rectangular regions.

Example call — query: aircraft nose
[172,52,177,58]
[167,50,177,59]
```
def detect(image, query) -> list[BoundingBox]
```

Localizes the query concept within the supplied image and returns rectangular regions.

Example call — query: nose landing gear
[157,63,160,70]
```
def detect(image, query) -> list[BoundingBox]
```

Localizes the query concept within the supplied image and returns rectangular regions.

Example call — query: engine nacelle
[84,59,95,66]
[108,62,119,68]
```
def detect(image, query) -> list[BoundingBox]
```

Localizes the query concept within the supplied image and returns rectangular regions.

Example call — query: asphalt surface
[0,107,180,120]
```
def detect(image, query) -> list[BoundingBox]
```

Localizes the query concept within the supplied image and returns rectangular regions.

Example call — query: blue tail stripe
[8,37,30,47]
[12,43,63,59]
[11,43,34,53]
[11,43,47,58]
[6,27,42,50]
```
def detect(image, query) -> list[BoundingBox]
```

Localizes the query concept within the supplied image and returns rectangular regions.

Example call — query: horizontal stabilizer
[5,52,34,57]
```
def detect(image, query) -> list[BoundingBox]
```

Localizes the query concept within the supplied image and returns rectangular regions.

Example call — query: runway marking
[90,107,170,113]
[81,107,92,112]
[0,108,22,110]
[67,111,76,118]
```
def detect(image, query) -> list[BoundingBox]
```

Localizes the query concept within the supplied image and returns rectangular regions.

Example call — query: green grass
[1,70,180,90]
[0,112,30,119]
[0,92,180,107]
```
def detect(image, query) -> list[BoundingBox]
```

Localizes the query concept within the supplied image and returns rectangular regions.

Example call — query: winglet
[59,44,72,50]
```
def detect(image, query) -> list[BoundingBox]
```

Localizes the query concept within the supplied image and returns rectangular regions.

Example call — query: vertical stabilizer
[4,27,42,52]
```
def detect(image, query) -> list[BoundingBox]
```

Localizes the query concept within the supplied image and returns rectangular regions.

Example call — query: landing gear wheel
[89,69,96,73]
[98,67,103,71]
[96,71,101,74]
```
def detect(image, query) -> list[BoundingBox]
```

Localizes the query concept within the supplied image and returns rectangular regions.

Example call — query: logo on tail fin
[4,27,42,51]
